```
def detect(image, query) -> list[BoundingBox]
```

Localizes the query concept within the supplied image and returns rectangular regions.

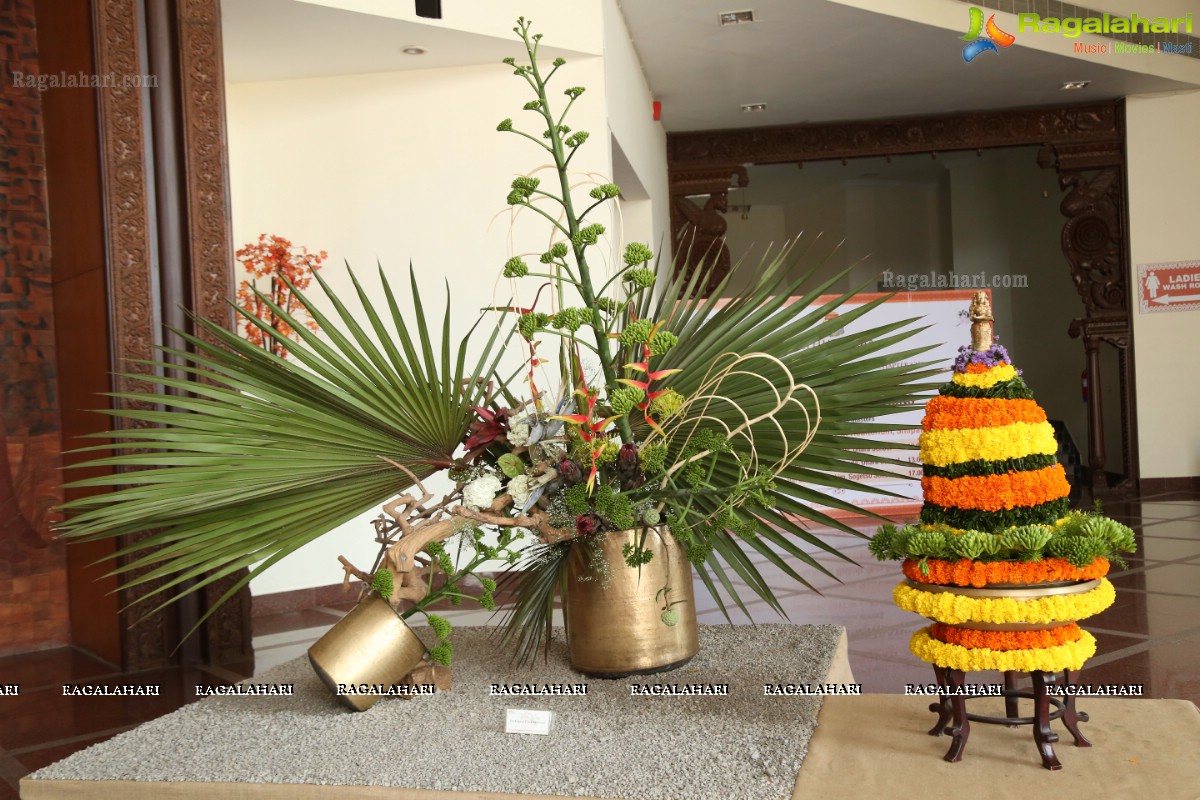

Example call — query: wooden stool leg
[1031,670,1062,770]
[943,668,971,762]
[1004,670,1020,726]
[1059,669,1092,747]
[928,664,953,736]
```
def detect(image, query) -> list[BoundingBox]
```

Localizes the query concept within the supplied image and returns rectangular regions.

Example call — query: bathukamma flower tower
[870,291,1135,676]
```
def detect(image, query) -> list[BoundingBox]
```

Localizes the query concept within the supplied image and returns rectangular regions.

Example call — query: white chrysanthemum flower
[507,418,532,446]
[463,473,502,511]
[508,474,532,508]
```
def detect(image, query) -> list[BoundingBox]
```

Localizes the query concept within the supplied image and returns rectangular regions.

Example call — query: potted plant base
[565,528,699,677]
[307,594,428,712]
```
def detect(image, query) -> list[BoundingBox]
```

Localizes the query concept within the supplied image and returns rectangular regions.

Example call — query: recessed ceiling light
[1060,80,1090,90]
[719,9,755,26]
[740,102,767,112]
[401,46,427,55]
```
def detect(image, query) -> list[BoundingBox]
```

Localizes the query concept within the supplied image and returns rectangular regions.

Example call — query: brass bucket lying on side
[565,528,699,678]
[307,594,427,712]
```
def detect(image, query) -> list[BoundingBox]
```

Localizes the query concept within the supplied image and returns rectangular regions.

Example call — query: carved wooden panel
[667,103,1122,170]
[178,0,250,663]
[180,0,235,337]
[92,0,248,668]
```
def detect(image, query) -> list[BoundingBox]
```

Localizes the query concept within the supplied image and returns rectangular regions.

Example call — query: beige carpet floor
[795,695,1200,799]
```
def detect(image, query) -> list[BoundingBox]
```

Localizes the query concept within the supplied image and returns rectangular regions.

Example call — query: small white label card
[505,708,553,735]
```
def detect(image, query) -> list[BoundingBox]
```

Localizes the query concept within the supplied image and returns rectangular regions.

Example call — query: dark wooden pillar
[0,0,72,658]
[25,0,250,668]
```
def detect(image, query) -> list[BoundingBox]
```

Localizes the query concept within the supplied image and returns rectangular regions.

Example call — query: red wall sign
[1138,261,1200,314]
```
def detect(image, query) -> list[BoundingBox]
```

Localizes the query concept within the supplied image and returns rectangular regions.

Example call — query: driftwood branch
[452,502,575,545]
[338,555,372,590]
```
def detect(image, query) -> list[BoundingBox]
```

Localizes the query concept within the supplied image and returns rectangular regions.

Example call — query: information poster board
[792,289,984,523]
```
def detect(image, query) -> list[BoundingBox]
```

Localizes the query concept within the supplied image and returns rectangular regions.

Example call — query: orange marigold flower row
[922,464,1070,511]
[930,622,1084,651]
[963,362,995,374]
[902,557,1110,588]
[922,396,1047,431]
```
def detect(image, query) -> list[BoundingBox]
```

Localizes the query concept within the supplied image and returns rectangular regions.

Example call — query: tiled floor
[2,489,1198,797]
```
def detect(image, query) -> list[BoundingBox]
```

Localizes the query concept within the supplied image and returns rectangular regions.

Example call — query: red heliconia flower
[463,406,511,458]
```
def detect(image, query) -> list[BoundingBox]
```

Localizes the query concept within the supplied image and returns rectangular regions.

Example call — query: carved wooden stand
[927,666,1091,770]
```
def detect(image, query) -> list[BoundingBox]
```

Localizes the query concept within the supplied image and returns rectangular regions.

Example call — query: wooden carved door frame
[89,0,250,668]
[667,102,1137,495]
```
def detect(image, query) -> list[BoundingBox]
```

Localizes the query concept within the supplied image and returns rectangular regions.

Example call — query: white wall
[227,4,672,595]
[781,185,853,292]
[602,0,669,257]
[1126,90,1200,480]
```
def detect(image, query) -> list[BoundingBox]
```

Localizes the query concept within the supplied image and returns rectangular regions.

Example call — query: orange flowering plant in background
[236,233,327,358]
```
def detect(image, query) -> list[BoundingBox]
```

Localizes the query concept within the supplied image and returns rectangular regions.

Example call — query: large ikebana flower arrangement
[869,292,1135,675]
[56,19,938,692]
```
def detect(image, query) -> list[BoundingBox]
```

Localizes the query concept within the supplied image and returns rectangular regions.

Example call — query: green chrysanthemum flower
[570,223,605,248]
[618,319,654,347]
[429,642,453,666]
[497,118,513,131]
[608,386,644,416]
[907,530,949,559]
[552,307,585,333]
[428,613,452,641]
[479,578,497,611]
[623,268,656,289]
[589,183,621,200]
[503,257,529,278]
[638,442,668,475]
[623,242,654,266]
[518,312,550,340]
[648,331,678,356]
[370,570,393,601]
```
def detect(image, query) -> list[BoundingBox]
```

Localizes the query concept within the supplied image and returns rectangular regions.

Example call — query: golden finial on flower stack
[968,290,994,352]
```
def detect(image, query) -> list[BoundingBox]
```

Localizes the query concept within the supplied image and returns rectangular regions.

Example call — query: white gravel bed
[30,624,843,800]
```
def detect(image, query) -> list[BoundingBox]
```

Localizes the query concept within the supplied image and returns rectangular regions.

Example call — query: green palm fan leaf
[57,265,509,623]
[634,246,943,620]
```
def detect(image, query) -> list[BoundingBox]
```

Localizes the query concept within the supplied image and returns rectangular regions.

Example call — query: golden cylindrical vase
[307,594,427,712]
[565,528,699,678]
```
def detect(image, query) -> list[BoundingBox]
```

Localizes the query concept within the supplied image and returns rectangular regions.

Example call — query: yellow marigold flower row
[892,578,1116,625]
[918,421,1058,467]
[909,626,1097,672]
[950,363,1018,388]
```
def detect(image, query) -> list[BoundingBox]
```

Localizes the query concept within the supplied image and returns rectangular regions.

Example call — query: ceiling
[221,0,582,83]
[618,0,1200,131]
[222,0,1200,129]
